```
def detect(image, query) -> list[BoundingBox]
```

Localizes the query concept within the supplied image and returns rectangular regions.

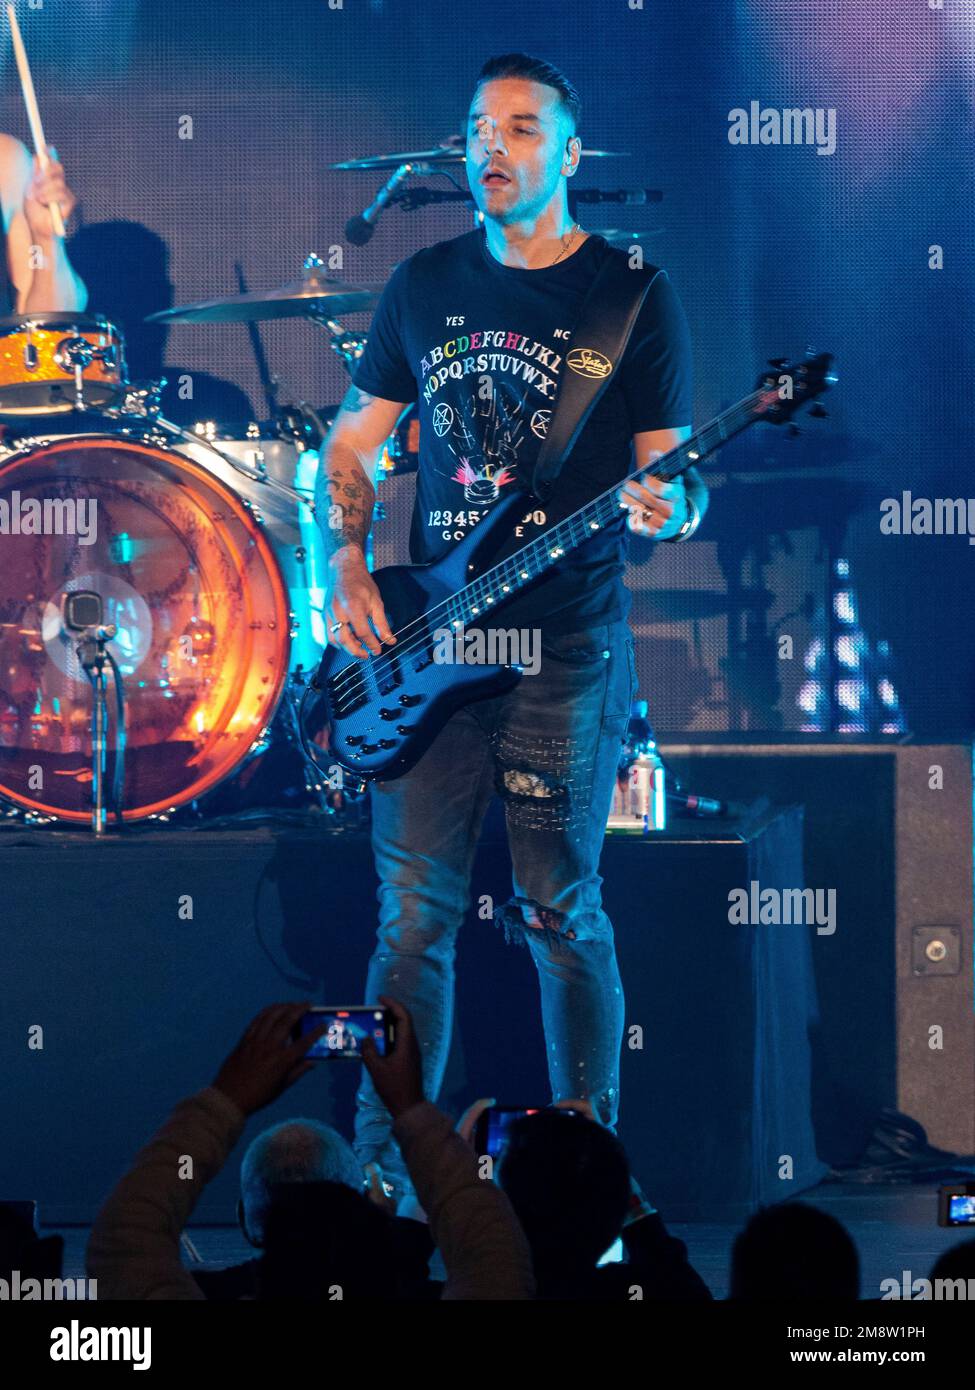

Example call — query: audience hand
[363,1162,398,1216]
[212,1002,327,1117]
[456,1096,497,1148]
[360,995,424,1119]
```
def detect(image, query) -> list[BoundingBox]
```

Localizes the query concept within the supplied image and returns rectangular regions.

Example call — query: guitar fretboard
[440,384,769,629]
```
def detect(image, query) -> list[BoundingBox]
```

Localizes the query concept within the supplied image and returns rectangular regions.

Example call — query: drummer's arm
[0,134,87,313]
[315,385,411,561]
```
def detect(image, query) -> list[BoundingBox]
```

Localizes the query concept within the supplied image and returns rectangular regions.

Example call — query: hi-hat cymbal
[147,273,382,325]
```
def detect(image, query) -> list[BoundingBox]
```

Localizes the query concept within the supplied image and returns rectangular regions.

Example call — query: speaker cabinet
[659,738,975,1161]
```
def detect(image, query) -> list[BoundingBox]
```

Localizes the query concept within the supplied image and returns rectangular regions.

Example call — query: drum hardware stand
[53,336,117,412]
[155,413,314,511]
[310,314,368,372]
[292,251,369,372]
[118,379,167,419]
[273,400,329,454]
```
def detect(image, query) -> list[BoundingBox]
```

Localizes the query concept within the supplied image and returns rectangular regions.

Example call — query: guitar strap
[530,242,661,504]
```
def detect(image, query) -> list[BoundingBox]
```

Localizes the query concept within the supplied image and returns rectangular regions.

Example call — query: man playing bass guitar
[315,52,709,1204]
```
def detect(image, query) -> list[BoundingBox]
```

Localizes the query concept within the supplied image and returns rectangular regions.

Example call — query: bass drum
[0,433,293,822]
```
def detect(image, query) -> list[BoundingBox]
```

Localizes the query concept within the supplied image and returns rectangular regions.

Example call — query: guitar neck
[441,385,766,628]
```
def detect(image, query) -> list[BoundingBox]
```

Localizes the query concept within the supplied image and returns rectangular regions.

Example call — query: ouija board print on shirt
[352,228,693,634]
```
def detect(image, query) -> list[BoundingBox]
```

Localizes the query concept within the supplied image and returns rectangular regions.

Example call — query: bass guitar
[312,352,834,782]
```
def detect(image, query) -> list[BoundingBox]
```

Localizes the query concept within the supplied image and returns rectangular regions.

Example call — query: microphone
[61,589,103,633]
[666,789,727,817]
[345,166,414,245]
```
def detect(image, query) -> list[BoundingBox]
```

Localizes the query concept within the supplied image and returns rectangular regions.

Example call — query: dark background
[2,0,969,734]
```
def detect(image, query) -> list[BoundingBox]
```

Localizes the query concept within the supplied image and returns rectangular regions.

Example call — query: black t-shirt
[352,227,692,635]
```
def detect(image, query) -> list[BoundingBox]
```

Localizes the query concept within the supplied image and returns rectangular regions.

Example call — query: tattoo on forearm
[314,386,386,557]
[315,454,375,559]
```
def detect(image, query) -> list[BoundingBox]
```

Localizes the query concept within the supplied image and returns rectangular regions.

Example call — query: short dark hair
[258,1182,397,1301]
[498,1110,629,1265]
[476,53,581,135]
[730,1202,860,1300]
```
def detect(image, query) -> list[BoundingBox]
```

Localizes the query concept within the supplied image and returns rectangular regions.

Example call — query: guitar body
[317,489,530,781]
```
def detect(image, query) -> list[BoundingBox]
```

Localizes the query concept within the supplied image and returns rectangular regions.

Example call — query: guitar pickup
[376,651,402,696]
[328,675,367,719]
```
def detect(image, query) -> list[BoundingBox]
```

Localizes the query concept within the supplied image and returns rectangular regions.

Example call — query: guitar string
[326,384,774,704]
[326,385,770,703]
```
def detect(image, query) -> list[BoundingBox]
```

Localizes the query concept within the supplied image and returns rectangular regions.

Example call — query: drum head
[0,312,120,331]
[0,434,291,821]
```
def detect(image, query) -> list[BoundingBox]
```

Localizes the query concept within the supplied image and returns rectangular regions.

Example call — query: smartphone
[294,1005,393,1060]
[938,1183,975,1226]
[473,1105,579,1159]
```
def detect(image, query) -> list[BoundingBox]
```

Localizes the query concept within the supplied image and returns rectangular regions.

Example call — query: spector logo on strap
[566,347,613,378]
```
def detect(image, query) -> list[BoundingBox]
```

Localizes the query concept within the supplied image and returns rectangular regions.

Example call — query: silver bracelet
[669,493,701,542]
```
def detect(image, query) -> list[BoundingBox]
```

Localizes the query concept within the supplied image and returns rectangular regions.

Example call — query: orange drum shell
[0,433,293,822]
[0,316,126,414]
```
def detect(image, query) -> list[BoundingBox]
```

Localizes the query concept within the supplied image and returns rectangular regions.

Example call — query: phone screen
[948,1194,975,1224]
[476,1107,542,1159]
[298,1007,390,1059]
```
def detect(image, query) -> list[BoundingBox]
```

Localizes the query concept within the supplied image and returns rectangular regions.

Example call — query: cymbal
[146,273,383,325]
[329,140,629,172]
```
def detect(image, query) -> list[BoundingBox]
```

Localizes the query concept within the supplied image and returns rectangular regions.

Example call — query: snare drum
[0,313,127,415]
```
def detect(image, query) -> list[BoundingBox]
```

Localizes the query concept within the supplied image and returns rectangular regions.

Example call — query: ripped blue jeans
[353,619,638,1191]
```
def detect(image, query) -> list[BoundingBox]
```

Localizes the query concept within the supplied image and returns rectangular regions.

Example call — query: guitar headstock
[754,352,836,426]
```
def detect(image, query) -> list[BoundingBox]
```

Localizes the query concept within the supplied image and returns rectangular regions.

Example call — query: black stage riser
[0,802,822,1222]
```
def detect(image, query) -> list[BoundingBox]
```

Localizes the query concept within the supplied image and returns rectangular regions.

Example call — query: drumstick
[6,4,66,237]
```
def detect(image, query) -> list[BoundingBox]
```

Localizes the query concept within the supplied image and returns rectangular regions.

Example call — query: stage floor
[49,1180,962,1301]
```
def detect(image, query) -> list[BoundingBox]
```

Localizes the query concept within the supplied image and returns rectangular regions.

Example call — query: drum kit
[0,137,645,831]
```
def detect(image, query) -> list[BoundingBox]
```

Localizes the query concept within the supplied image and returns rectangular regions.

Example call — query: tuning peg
[767,357,787,369]
[787,424,801,438]
[809,403,828,418]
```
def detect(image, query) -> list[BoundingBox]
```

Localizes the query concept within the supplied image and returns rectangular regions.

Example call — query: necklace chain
[550,222,581,266]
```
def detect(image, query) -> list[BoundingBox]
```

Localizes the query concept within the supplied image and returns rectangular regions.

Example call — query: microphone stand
[76,624,118,835]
